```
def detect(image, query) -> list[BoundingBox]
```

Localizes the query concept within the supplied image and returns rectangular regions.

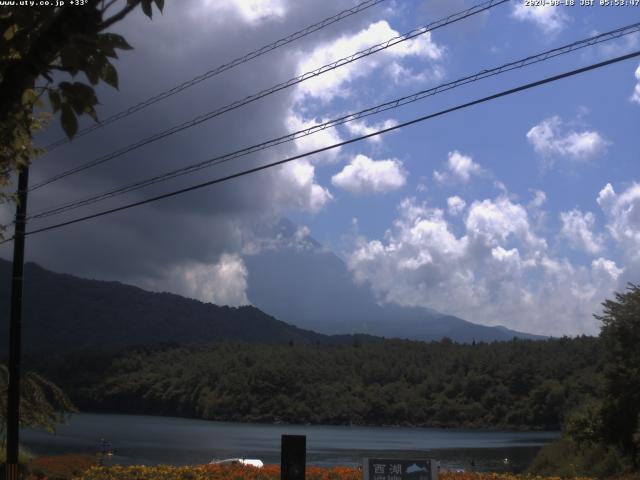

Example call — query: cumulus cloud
[433,151,482,184]
[295,20,443,102]
[529,189,547,209]
[344,118,398,143]
[2,0,389,296]
[526,116,609,161]
[168,253,250,307]
[278,159,333,212]
[632,63,640,104]
[598,182,640,263]
[331,154,406,195]
[511,2,568,34]
[286,114,344,163]
[447,196,466,216]
[466,196,547,250]
[386,60,445,84]
[347,195,621,335]
[202,0,286,24]
[560,209,604,255]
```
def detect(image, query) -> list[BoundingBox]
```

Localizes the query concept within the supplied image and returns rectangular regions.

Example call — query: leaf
[21,88,37,105]
[85,105,99,122]
[99,33,132,51]
[154,0,164,12]
[85,62,101,85]
[100,62,119,89]
[3,24,18,41]
[60,103,78,139]
[59,46,82,73]
[59,82,99,117]
[141,0,153,18]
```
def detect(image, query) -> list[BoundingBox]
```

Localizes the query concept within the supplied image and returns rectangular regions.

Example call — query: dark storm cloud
[1,0,387,288]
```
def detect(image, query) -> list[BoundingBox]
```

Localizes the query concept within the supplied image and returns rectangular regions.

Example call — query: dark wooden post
[281,434,306,480]
[5,165,29,480]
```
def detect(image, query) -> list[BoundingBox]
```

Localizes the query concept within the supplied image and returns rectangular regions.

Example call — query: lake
[21,413,559,472]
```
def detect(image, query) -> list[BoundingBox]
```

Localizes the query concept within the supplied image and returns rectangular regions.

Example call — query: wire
[28,22,640,221]
[4,49,636,245]
[43,0,388,151]
[30,0,509,191]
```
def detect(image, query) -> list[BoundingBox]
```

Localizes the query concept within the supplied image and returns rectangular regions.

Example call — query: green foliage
[0,364,77,443]
[529,285,640,476]
[528,437,629,478]
[0,259,344,355]
[29,336,603,431]
[564,398,604,444]
[596,283,640,466]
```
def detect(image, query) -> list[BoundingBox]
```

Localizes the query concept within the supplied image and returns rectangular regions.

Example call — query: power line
[43,0,388,151]
[5,49,637,244]
[28,22,640,221]
[30,0,509,191]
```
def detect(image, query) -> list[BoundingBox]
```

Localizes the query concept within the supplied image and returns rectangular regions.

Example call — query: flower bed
[19,457,640,480]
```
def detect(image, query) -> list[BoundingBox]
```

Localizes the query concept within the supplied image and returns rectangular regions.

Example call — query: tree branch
[99,0,141,31]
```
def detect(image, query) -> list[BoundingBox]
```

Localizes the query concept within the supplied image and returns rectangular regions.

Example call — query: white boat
[209,458,264,468]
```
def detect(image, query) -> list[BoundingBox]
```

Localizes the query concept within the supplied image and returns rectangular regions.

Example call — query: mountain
[0,259,375,355]
[244,219,545,342]
[0,218,543,354]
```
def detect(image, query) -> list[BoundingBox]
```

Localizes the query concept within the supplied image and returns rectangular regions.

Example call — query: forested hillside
[29,336,602,430]
[0,260,377,353]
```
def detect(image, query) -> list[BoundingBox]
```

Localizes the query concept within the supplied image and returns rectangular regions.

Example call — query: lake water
[21,413,559,472]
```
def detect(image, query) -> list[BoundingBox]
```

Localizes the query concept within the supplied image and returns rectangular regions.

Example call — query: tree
[0,0,164,217]
[596,283,640,469]
[0,365,76,447]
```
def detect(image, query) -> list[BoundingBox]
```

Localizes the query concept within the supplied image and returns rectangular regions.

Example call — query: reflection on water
[22,413,558,472]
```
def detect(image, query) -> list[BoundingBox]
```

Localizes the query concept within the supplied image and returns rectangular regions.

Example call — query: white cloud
[345,118,398,143]
[433,151,482,184]
[277,160,333,212]
[595,31,639,58]
[447,196,466,216]
[529,189,547,209]
[175,253,250,307]
[331,154,406,195]
[511,2,568,34]
[591,257,624,284]
[466,196,547,250]
[295,20,443,102]
[631,63,640,105]
[203,0,286,24]
[270,114,342,213]
[286,114,343,164]
[598,182,640,263]
[560,209,604,254]
[526,116,609,161]
[386,60,445,84]
[347,194,621,335]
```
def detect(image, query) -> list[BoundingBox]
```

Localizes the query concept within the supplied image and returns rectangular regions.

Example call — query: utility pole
[5,164,29,480]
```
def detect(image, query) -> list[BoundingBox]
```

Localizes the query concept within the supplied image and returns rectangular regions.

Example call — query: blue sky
[286,0,640,335]
[2,0,638,336]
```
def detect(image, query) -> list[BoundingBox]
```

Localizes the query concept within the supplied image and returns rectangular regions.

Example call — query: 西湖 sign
[362,458,438,480]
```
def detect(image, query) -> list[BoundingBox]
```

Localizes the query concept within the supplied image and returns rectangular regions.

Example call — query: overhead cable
[6,49,636,244]
[28,22,640,221]
[30,0,509,191]
[43,0,388,151]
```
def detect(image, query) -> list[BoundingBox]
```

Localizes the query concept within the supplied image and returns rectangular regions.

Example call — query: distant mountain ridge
[244,219,545,342]
[0,259,376,355]
[0,221,543,354]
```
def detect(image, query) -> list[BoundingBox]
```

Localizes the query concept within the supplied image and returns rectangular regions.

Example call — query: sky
[1,0,639,336]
